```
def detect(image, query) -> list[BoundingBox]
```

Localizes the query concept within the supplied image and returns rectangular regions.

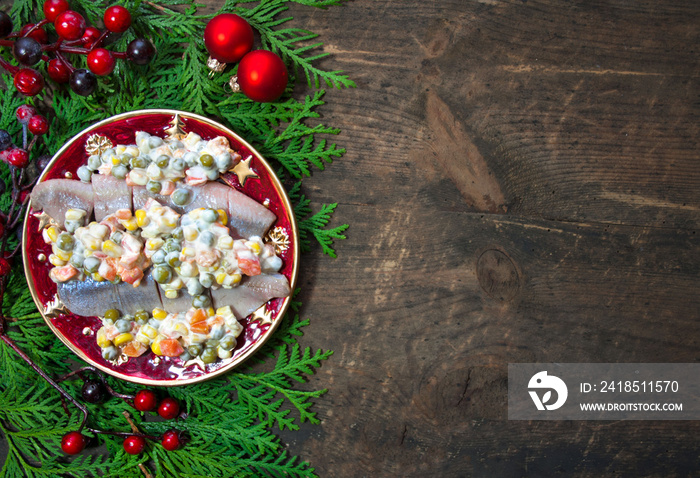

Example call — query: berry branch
[0,2,154,97]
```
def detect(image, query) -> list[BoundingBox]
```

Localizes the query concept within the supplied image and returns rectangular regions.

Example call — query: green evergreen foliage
[0,0,350,476]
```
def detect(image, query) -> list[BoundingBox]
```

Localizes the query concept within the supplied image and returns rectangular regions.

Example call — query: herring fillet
[210,273,291,319]
[93,174,132,221]
[30,179,94,226]
[57,275,163,317]
[133,181,276,239]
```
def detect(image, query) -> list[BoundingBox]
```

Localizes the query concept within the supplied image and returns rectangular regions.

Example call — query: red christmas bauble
[236,50,288,102]
[204,14,254,64]
[61,431,86,455]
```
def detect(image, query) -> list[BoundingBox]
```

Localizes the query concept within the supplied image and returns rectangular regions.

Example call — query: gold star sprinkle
[32,211,58,232]
[266,227,290,254]
[230,155,259,186]
[44,297,68,318]
[85,134,113,156]
[250,305,274,325]
[165,113,186,140]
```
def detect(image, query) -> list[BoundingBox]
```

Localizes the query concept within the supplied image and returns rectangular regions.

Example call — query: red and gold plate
[22,109,298,386]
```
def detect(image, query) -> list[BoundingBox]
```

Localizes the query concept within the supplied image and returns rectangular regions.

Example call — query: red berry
[87,48,115,76]
[61,431,86,455]
[54,10,86,41]
[14,69,44,96]
[28,115,49,135]
[133,389,157,411]
[6,149,30,168]
[157,397,180,420]
[0,258,11,277]
[203,14,254,64]
[20,24,49,44]
[123,435,146,455]
[43,0,69,23]
[47,58,71,83]
[81,26,101,48]
[103,6,131,33]
[236,50,288,103]
[16,105,37,123]
[161,430,182,451]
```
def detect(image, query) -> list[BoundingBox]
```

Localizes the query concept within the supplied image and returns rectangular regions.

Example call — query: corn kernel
[152,307,168,320]
[183,226,198,241]
[231,273,242,285]
[141,324,158,339]
[146,238,164,250]
[65,209,86,222]
[135,334,151,345]
[151,338,162,355]
[123,217,139,232]
[96,327,112,348]
[135,209,150,227]
[113,333,133,347]
[217,209,228,226]
[102,239,124,258]
[247,242,262,255]
[216,272,227,285]
[162,216,177,228]
[217,236,233,250]
[164,289,178,299]
[46,226,60,243]
[49,254,66,267]
[174,323,189,336]
[52,245,72,262]
[111,156,121,165]
[207,307,215,317]
[83,233,101,251]
[181,247,195,258]
[216,306,233,317]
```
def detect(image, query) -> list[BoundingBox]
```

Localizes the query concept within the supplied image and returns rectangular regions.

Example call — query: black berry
[36,154,52,171]
[0,11,12,38]
[81,380,106,403]
[0,130,11,151]
[127,38,156,65]
[69,69,97,96]
[13,37,43,67]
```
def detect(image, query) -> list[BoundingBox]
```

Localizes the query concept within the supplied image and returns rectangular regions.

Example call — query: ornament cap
[206,56,226,78]
[229,75,240,93]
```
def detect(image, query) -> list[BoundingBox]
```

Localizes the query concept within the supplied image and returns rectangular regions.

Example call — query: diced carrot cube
[159,338,184,357]
[189,308,207,324]
[190,321,210,334]
[122,341,148,357]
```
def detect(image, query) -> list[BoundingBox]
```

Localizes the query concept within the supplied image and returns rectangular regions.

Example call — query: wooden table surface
[221,1,698,476]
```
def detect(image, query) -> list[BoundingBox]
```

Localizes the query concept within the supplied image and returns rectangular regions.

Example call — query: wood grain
[275,0,700,475]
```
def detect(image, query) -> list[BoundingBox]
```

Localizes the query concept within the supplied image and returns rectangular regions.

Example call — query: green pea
[152,249,166,264]
[206,339,220,349]
[112,164,128,179]
[119,153,131,166]
[87,155,101,171]
[199,154,214,168]
[171,188,191,206]
[130,156,147,169]
[70,254,85,269]
[210,325,225,340]
[172,227,184,240]
[147,180,162,194]
[187,279,204,296]
[172,158,186,171]
[192,294,211,309]
[102,346,119,360]
[199,231,215,247]
[115,319,131,333]
[201,347,217,364]
[199,273,214,289]
[179,351,192,362]
[83,256,100,273]
[166,251,181,267]
[162,239,181,254]
[187,344,203,357]
[111,231,124,244]
[104,309,120,321]
[56,233,75,252]
[152,265,172,284]
[219,335,237,351]
[134,310,149,323]
[201,209,218,223]
[156,154,170,168]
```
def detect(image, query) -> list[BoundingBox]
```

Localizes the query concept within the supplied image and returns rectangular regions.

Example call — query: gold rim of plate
[21,109,300,387]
